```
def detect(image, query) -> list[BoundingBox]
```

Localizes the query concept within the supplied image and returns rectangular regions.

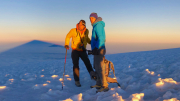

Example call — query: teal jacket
[91,20,106,50]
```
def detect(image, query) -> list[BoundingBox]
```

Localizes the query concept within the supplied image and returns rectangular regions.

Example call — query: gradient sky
[0,0,180,53]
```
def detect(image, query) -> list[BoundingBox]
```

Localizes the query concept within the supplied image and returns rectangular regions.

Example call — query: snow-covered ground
[0,40,180,101]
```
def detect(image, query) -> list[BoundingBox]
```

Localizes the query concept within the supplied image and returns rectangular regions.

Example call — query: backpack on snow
[103,57,121,87]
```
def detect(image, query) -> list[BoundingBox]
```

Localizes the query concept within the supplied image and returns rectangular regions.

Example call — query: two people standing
[64,12,109,92]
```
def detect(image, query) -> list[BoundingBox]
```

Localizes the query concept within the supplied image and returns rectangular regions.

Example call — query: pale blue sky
[0,0,180,53]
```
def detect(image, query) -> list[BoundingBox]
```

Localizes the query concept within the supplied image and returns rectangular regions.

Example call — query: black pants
[71,50,93,81]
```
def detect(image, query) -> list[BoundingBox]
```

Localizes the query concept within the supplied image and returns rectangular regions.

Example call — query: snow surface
[0,40,180,101]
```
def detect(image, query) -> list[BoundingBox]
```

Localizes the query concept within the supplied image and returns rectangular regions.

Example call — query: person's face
[90,17,96,24]
[78,21,85,31]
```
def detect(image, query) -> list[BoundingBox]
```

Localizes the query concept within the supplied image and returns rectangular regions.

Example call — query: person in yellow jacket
[64,20,96,87]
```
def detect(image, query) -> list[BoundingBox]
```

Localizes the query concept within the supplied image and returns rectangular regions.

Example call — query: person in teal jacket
[89,12,109,92]
[91,18,106,52]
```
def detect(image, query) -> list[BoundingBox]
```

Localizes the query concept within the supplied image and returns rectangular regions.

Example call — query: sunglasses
[79,23,86,27]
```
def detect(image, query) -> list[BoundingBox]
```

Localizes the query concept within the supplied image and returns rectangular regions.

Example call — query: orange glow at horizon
[1,34,180,44]
[1,26,180,44]
[1,26,180,55]
[105,27,180,43]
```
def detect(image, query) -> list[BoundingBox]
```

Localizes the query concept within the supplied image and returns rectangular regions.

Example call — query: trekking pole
[62,49,67,90]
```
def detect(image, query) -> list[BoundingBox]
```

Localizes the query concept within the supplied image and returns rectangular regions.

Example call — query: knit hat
[89,13,98,19]
[79,20,86,26]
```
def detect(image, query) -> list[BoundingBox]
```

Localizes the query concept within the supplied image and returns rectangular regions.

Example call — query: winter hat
[79,20,86,26]
[89,12,98,19]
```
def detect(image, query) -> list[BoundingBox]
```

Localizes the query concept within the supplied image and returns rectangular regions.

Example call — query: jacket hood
[92,17,105,27]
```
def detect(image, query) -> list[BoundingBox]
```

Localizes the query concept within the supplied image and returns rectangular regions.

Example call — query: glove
[87,50,93,55]
[64,45,69,50]
[92,47,98,55]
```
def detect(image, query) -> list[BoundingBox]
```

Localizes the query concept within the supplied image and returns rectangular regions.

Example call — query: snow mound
[1,46,180,100]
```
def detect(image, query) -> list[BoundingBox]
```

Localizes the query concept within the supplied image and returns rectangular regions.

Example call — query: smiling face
[78,21,85,31]
[90,17,96,24]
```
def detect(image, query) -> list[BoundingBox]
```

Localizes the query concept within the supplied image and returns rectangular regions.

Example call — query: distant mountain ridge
[23,40,52,45]
[21,40,62,46]
[0,40,71,66]
[0,40,64,53]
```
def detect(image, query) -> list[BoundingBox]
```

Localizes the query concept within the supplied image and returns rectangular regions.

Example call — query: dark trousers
[71,50,93,81]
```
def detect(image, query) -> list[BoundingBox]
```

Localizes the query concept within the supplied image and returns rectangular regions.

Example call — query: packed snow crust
[0,41,180,101]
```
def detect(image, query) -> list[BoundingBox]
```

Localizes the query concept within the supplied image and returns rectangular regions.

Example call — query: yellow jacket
[65,28,91,51]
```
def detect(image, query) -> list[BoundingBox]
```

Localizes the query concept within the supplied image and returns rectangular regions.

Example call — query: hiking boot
[90,85,101,89]
[96,87,109,93]
[75,81,81,87]
[90,71,97,81]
